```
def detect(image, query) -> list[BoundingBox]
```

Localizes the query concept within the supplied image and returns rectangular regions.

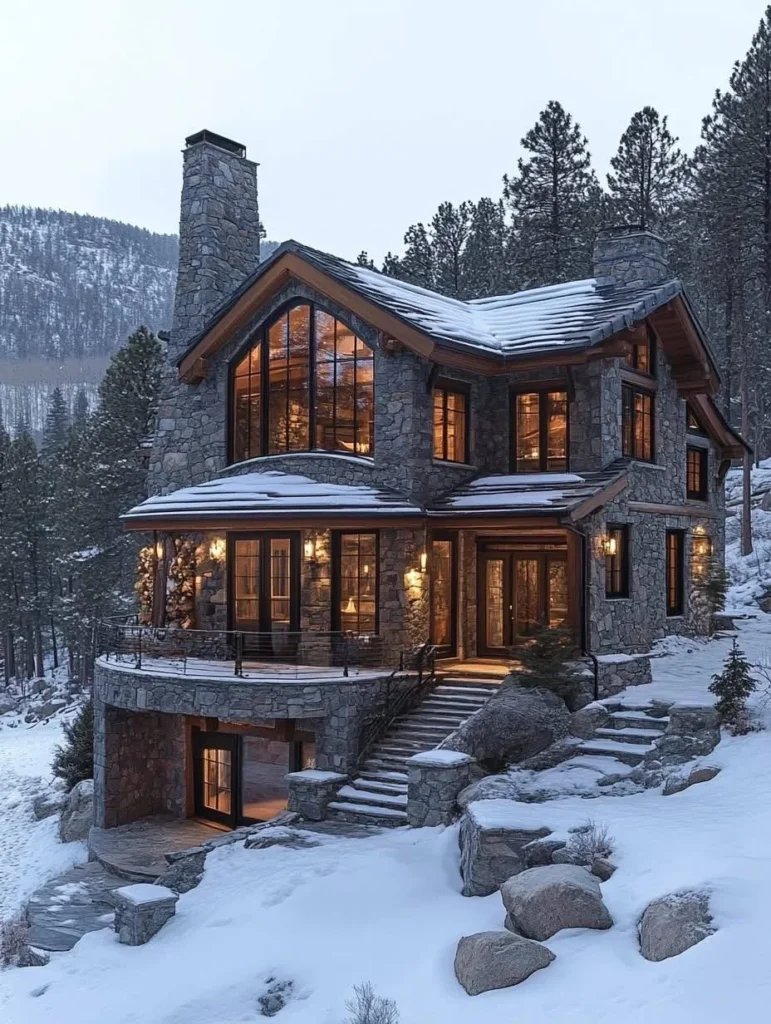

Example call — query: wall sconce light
[420,550,428,573]
[304,538,316,560]
[155,540,165,560]
[602,535,617,557]
[209,536,226,562]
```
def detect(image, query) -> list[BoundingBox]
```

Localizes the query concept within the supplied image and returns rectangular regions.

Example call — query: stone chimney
[592,225,670,290]
[171,129,261,358]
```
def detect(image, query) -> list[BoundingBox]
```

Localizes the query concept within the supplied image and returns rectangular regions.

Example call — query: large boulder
[443,684,570,769]
[459,802,551,897]
[639,891,715,961]
[662,764,721,796]
[570,703,610,739]
[454,931,555,995]
[58,779,94,843]
[32,788,67,821]
[501,864,613,940]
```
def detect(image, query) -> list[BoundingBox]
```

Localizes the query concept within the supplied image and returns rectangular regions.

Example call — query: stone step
[358,768,409,784]
[373,744,435,759]
[401,710,470,725]
[576,738,654,766]
[351,777,407,795]
[326,801,408,826]
[596,726,663,745]
[609,711,670,730]
[433,684,497,697]
[389,726,452,741]
[420,698,488,713]
[363,756,415,772]
[336,785,407,808]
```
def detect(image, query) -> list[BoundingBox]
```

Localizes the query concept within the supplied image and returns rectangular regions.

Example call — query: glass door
[230,534,300,656]
[430,532,457,656]
[193,730,238,828]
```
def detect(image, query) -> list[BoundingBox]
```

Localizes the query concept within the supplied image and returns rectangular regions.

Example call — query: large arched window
[232,302,374,462]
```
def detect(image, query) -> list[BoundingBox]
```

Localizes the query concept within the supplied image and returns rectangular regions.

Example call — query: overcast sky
[0,0,766,262]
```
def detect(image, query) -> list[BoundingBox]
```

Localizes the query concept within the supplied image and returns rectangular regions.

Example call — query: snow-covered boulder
[459,802,551,897]
[454,931,554,995]
[443,684,570,769]
[58,778,93,842]
[569,703,610,739]
[649,705,721,765]
[639,890,715,961]
[501,865,613,940]
[32,788,67,820]
[522,837,567,868]
[662,764,721,796]
[157,846,208,894]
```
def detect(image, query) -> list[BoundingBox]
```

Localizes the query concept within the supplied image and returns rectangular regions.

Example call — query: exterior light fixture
[209,537,226,562]
[304,538,316,560]
[603,535,617,557]
[420,550,428,572]
[155,540,165,560]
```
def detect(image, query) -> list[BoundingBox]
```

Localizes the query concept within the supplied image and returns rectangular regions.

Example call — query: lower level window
[605,525,629,598]
[334,532,378,632]
[666,530,684,616]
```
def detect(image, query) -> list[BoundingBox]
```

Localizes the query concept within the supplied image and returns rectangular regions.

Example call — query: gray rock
[501,865,613,940]
[666,705,719,735]
[244,827,321,851]
[639,891,715,961]
[662,764,721,796]
[443,685,570,768]
[0,696,17,716]
[111,884,179,945]
[570,703,610,739]
[32,790,66,821]
[459,805,551,897]
[590,858,616,882]
[522,838,567,868]
[58,779,94,843]
[517,739,581,771]
[258,978,294,1016]
[552,846,588,866]
[454,931,555,995]
[156,847,207,894]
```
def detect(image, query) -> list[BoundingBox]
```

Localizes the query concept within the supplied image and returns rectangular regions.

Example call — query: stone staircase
[575,704,669,767]
[326,678,497,826]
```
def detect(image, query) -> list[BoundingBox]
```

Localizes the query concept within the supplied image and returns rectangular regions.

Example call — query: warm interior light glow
[209,536,226,562]
[420,550,428,572]
[344,595,358,615]
[603,536,617,557]
[155,541,164,560]
[304,538,315,560]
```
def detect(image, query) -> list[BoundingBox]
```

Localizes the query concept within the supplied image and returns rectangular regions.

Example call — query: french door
[430,532,458,657]
[229,533,300,656]
[478,546,568,655]
[193,730,238,828]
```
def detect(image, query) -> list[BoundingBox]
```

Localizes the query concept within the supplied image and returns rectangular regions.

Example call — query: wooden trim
[122,514,424,532]
[628,501,719,520]
[620,367,658,392]
[690,393,748,459]
[426,515,563,530]
[568,474,629,522]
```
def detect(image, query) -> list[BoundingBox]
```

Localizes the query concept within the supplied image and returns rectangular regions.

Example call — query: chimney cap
[596,223,666,244]
[184,129,246,158]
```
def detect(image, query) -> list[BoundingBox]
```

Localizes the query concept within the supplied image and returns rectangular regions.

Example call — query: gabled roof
[122,471,422,528]
[177,240,719,390]
[429,466,629,520]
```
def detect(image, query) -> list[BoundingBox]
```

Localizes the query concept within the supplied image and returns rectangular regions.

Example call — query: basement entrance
[192,724,316,828]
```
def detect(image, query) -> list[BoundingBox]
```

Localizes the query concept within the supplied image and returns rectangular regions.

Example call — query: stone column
[286,769,347,820]
[407,751,475,827]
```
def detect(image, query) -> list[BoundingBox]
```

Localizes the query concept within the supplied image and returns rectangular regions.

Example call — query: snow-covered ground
[0,714,86,919]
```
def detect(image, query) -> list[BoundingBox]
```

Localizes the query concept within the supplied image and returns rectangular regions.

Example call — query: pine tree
[72,388,90,429]
[503,100,602,288]
[41,387,70,461]
[709,639,756,731]
[430,201,472,297]
[460,197,511,297]
[396,222,435,289]
[514,624,585,709]
[607,106,688,231]
[356,251,375,268]
[52,701,94,789]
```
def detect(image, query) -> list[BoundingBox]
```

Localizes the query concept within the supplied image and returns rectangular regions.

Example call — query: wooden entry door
[478,548,568,655]
[193,730,238,828]
[230,533,300,656]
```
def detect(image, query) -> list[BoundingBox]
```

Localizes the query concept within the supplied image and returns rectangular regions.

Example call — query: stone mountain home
[92,129,746,834]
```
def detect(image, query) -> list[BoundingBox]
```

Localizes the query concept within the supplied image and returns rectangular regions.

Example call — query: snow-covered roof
[122,471,423,523]
[182,239,684,362]
[429,468,626,517]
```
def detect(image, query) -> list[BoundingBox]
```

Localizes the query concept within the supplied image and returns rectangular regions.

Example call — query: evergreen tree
[72,387,90,429]
[460,197,511,297]
[52,701,94,789]
[607,106,688,231]
[503,100,602,288]
[355,251,375,268]
[514,624,585,709]
[396,222,435,289]
[709,639,756,731]
[41,387,70,461]
[430,201,472,297]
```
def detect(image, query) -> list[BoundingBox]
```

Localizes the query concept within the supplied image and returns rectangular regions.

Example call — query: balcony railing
[95,619,403,679]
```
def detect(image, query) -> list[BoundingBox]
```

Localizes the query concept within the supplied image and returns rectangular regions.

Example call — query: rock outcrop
[454,931,555,994]
[58,779,94,843]
[459,803,551,896]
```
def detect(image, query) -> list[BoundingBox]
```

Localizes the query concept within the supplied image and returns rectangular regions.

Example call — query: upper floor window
[333,532,378,633]
[231,303,374,462]
[511,391,568,472]
[433,383,469,463]
[622,383,654,461]
[686,446,708,500]
[625,327,656,375]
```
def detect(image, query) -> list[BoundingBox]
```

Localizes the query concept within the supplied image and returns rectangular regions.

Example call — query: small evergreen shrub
[513,625,585,709]
[709,640,756,734]
[52,701,94,790]
[344,982,399,1024]
[704,564,730,614]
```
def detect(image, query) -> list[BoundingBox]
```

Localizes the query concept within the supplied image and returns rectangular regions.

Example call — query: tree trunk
[741,367,754,556]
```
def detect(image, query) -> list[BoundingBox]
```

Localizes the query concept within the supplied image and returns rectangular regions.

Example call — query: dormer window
[624,326,656,376]
[231,302,374,462]
[511,391,568,472]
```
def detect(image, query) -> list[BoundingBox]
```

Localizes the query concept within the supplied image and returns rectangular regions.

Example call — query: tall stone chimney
[593,226,670,291]
[171,129,261,358]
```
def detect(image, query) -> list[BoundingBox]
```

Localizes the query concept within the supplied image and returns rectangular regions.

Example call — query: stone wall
[93,697,186,828]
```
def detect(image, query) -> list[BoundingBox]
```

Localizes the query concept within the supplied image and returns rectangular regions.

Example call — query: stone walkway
[89,816,222,881]
[26,861,124,952]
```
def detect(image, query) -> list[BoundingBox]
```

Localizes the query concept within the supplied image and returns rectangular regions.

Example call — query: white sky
[0,0,765,262]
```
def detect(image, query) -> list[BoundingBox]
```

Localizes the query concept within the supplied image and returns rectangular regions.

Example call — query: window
[334,532,378,633]
[432,384,468,463]
[622,384,654,461]
[692,532,713,580]
[231,303,374,462]
[666,530,685,616]
[686,446,708,500]
[511,391,568,472]
[625,326,656,375]
[605,525,629,598]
